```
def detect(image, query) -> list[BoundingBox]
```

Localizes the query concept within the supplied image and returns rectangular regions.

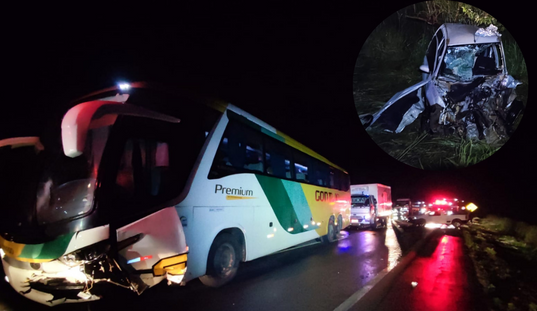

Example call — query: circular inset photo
[354,1,527,170]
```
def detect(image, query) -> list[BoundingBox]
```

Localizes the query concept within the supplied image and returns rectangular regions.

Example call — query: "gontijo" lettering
[315,190,339,202]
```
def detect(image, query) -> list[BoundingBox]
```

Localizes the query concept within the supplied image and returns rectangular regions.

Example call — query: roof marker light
[118,83,131,91]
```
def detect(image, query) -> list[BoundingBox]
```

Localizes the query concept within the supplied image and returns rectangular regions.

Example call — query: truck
[350,184,392,229]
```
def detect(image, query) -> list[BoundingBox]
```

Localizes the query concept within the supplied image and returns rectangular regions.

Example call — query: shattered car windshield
[441,44,503,81]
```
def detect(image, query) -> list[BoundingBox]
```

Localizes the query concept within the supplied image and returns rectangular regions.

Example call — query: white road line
[333,227,435,311]
[332,268,389,311]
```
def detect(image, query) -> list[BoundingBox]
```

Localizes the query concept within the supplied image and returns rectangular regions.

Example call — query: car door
[368,80,428,133]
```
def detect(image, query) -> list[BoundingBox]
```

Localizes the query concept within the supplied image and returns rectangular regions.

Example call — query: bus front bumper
[1,254,103,306]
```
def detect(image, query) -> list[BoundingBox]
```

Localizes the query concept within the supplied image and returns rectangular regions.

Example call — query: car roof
[442,23,501,46]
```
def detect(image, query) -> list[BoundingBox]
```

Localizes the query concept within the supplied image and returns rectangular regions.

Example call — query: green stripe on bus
[256,175,305,234]
[261,128,285,143]
[281,180,314,229]
[18,232,75,260]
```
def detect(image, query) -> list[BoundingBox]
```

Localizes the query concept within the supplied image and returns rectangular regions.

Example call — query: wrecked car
[0,90,189,306]
[364,23,524,143]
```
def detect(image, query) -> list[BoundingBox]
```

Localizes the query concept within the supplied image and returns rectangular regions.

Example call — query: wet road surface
[363,229,486,311]
[0,224,427,311]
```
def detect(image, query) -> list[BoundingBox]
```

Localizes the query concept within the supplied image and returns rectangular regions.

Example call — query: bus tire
[322,216,338,243]
[200,233,240,288]
[337,214,343,232]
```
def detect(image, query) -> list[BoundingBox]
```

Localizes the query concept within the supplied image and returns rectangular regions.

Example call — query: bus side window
[243,129,263,173]
[265,137,292,179]
[209,121,264,178]
[293,151,309,183]
[329,168,335,189]
[310,159,329,187]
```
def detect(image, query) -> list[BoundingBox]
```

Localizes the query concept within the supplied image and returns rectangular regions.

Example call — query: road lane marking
[333,269,389,311]
[334,227,436,311]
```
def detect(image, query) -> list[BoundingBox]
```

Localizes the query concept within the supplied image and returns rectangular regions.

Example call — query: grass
[367,121,500,169]
[464,216,537,310]
[503,41,528,82]
[476,215,537,258]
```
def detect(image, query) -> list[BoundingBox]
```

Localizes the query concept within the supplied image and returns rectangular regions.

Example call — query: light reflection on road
[384,222,402,271]
[337,221,403,279]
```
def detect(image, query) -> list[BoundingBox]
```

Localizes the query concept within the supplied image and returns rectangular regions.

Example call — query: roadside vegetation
[354,0,528,169]
[462,216,537,310]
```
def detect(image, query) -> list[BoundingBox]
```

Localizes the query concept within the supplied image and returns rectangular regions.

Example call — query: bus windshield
[0,126,110,231]
[37,126,109,225]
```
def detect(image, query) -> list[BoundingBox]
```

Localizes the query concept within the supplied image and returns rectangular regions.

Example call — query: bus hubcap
[215,243,235,277]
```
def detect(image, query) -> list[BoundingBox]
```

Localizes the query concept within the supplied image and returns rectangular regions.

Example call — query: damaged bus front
[366,23,524,143]
[0,87,189,306]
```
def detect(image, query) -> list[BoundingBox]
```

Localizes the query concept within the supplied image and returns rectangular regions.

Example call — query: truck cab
[350,195,376,228]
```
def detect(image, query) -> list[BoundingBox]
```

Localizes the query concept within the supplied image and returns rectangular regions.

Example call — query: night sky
[2,1,534,222]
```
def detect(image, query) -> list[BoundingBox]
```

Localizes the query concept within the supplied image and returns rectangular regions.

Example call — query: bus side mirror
[62,100,180,158]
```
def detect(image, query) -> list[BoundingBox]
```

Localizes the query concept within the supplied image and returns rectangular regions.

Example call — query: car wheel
[200,233,240,288]
[322,216,338,243]
[452,219,462,228]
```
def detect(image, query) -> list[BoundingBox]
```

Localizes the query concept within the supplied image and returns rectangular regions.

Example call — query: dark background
[2,1,534,222]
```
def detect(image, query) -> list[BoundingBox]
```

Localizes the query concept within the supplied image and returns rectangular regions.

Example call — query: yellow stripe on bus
[275,130,347,173]
[226,196,257,200]
[0,236,25,259]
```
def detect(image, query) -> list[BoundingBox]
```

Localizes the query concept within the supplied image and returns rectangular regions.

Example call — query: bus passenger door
[100,127,189,294]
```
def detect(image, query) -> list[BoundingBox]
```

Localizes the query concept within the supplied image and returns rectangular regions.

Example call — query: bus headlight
[59,252,84,267]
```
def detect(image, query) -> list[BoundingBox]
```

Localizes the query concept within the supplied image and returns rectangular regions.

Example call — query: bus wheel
[200,233,240,288]
[322,216,338,243]
[337,214,343,232]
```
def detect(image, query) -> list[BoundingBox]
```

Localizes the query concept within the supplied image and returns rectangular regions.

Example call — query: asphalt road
[365,229,487,311]
[0,224,427,311]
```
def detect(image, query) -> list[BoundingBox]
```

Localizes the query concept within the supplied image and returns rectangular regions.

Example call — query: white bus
[141,83,352,286]
[0,82,351,305]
